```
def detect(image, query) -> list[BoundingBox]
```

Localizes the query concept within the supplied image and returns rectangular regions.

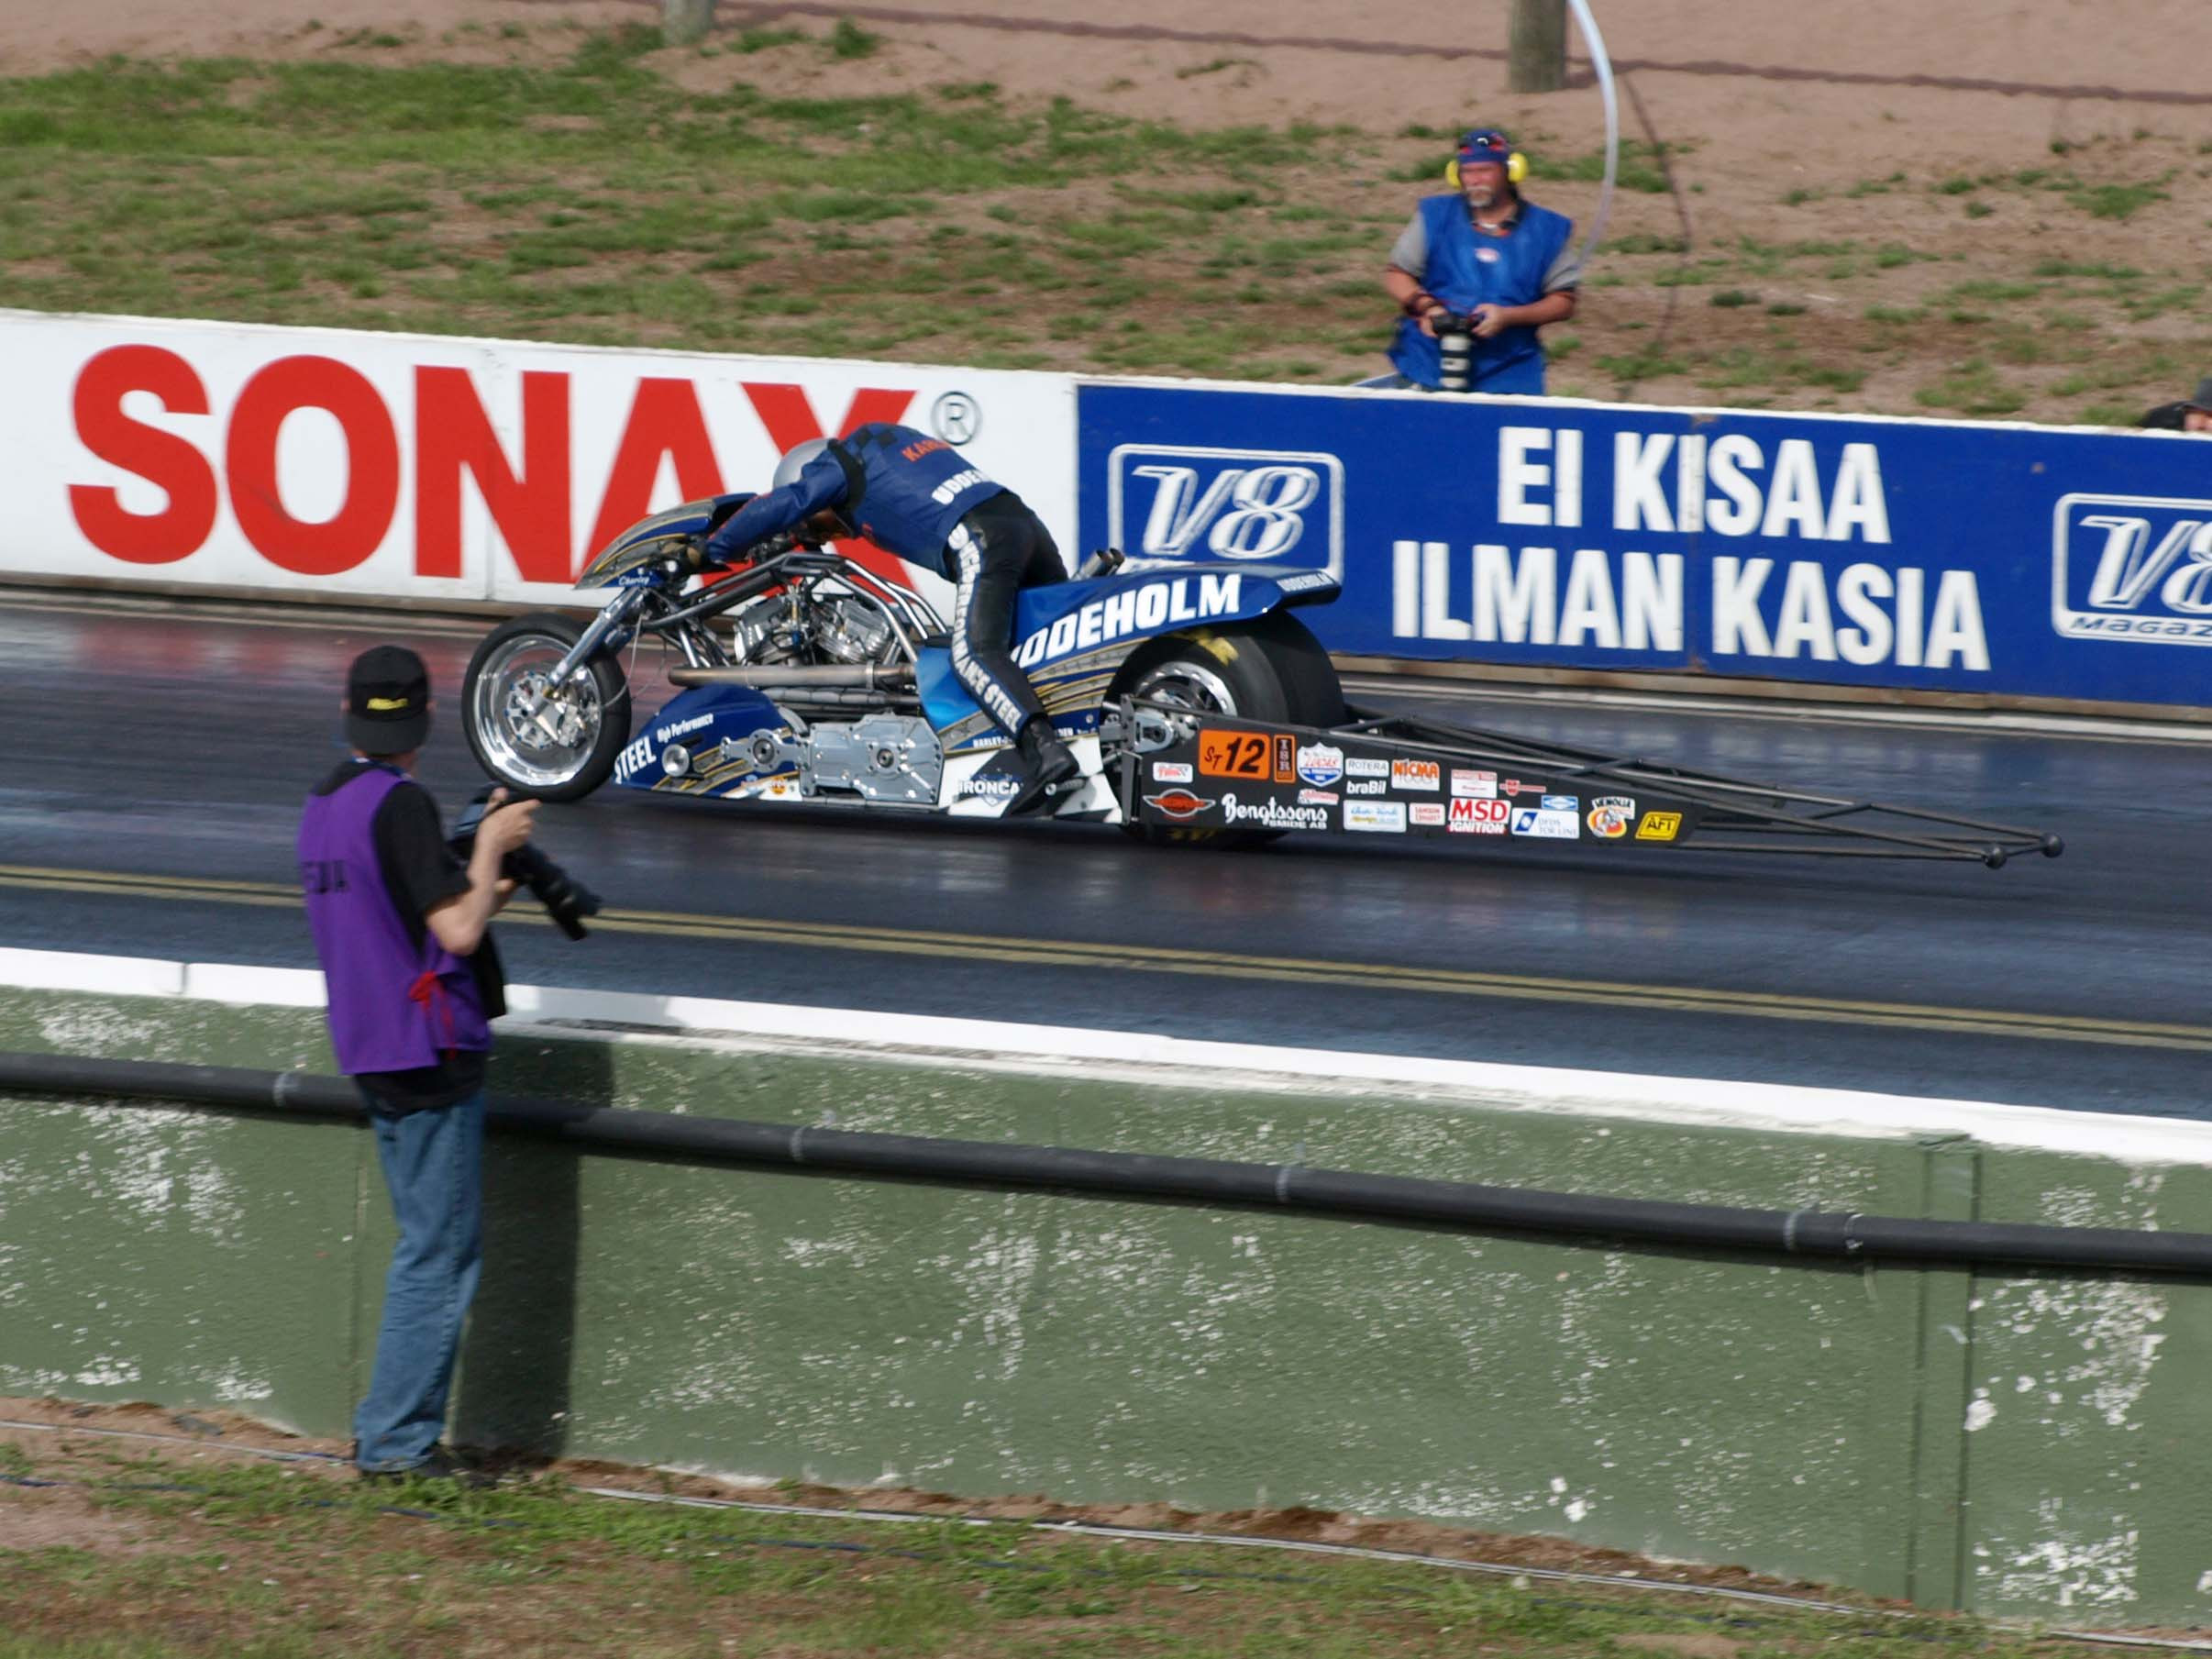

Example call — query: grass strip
[0,1441,2063,1657]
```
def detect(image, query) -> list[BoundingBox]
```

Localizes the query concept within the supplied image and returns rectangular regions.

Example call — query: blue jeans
[354,1090,485,1472]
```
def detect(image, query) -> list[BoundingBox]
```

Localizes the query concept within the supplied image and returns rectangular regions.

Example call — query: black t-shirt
[310,760,506,1113]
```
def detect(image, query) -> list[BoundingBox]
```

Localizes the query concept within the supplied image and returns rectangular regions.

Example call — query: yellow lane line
[2,862,2204,1053]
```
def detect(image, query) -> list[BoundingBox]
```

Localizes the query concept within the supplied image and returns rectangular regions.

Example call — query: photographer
[297,645,537,1485]
[1366,127,1579,395]
[2139,375,2212,434]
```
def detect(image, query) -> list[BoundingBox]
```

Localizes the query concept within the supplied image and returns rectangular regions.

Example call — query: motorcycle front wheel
[462,612,630,802]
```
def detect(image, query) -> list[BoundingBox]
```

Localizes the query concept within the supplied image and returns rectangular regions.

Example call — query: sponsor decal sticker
[614,735,655,784]
[1409,802,1446,826]
[1273,733,1297,785]
[1198,729,1281,780]
[1344,757,1389,779]
[1344,800,1407,833]
[1586,795,1635,839]
[1500,778,1546,798]
[957,774,1022,801]
[1150,760,1194,783]
[1450,769,1498,799]
[1296,742,1344,788]
[2052,493,2212,645]
[1219,791,1329,830]
[1014,574,1247,669]
[1297,789,1340,806]
[1448,797,1510,835]
[1510,807,1581,840]
[1345,779,1388,796]
[653,712,715,746]
[1106,444,1346,581]
[1541,794,1579,812]
[1145,789,1217,820]
[1391,758,1442,792]
[1636,810,1684,842]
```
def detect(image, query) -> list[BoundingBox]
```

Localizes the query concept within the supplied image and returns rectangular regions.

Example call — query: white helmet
[773,437,834,492]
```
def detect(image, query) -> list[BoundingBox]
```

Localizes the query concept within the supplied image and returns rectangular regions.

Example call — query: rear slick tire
[462,612,630,803]
[1112,611,1344,848]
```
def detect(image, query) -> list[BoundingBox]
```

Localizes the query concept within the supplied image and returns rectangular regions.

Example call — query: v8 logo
[1106,445,1344,578]
[2053,492,2212,646]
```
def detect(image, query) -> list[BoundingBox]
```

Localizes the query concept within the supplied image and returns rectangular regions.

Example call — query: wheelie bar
[1114,699,2063,866]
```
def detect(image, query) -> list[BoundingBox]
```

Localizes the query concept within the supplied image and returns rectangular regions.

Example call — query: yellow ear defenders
[1445,131,1528,186]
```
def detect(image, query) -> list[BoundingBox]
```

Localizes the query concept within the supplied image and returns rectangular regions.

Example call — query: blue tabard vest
[298,766,489,1076]
[708,421,1006,580]
[1389,194,1574,393]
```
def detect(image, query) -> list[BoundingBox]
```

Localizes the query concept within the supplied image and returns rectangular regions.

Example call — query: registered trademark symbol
[931,392,979,445]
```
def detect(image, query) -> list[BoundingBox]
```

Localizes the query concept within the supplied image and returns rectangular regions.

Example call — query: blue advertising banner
[1074,382,2212,709]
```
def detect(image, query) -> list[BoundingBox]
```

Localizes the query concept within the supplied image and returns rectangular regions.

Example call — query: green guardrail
[1,979,2206,1624]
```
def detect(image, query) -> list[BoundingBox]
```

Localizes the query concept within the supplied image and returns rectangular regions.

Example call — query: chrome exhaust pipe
[667,663,915,690]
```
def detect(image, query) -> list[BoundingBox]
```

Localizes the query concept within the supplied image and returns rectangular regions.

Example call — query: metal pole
[662,0,715,47]
[1508,0,1568,93]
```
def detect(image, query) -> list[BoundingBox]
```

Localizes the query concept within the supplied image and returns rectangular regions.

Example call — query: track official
[297,645,536,1486]
[1375,127,1579,394]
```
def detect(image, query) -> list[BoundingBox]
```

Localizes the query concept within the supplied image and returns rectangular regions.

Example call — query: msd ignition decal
[1012,574,1246,670]
[1448,797,1510,835]
[1105,445,1345,580]
[2052,494,2212,644]
[1219,792,1329,831]
[1587,795,1635,839]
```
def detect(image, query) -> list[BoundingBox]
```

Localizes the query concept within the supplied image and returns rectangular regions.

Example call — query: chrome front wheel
[462,613,630,802]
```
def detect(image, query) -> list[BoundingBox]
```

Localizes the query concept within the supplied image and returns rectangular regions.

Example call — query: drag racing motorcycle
[463,492,1346,844]
[463,495,2063,868]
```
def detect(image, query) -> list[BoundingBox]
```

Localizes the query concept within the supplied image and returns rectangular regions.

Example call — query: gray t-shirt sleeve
[1542,236,1582,294]
[1387,211,1428,278]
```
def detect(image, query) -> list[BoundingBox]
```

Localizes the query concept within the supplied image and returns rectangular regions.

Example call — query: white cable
[1564,0,1620,267]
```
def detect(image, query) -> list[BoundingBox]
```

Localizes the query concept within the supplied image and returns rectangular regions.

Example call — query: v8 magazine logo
[1105,445,1344,580]
[2053,492,2212,645]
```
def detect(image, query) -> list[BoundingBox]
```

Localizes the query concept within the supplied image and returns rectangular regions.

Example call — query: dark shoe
[359,1443,495,1490]
[1007,721,1081,816]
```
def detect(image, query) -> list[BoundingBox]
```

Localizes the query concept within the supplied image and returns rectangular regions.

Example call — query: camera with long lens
[1433,311,1475,393]
[448,789,603,941]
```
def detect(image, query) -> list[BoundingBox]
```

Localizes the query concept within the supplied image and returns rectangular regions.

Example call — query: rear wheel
[463,613,630,802]
[1112,611,1344,847]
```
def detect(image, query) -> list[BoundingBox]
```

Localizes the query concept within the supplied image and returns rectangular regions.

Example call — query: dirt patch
[5,0,2209,420]
[0,1394,1864,1603]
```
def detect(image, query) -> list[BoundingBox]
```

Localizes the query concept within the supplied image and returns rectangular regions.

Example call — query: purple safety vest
[297,765,489,1075]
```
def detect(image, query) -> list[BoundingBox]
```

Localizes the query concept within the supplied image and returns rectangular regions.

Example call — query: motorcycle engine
[807,594,896,665]
[726,592,805,664]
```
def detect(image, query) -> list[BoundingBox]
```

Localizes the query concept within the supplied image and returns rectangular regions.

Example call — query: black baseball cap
[345,645,433,756]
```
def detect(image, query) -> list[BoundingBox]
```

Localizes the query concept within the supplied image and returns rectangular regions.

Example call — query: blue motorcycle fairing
[578,493,758,588]
[918,563,1333,746]
[611,682,792,794]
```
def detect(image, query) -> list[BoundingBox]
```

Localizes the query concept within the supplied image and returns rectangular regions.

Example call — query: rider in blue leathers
[697,423,1080,812]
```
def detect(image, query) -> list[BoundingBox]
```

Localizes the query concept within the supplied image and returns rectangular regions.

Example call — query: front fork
[520,590,642,739]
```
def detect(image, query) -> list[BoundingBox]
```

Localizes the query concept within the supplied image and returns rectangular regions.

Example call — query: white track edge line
[3,946,2210,1164]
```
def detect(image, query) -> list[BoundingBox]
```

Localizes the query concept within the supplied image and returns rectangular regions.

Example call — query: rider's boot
[1006,718,1081,817]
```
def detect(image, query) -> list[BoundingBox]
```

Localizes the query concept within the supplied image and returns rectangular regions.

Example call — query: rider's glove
[681,533,722,572]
